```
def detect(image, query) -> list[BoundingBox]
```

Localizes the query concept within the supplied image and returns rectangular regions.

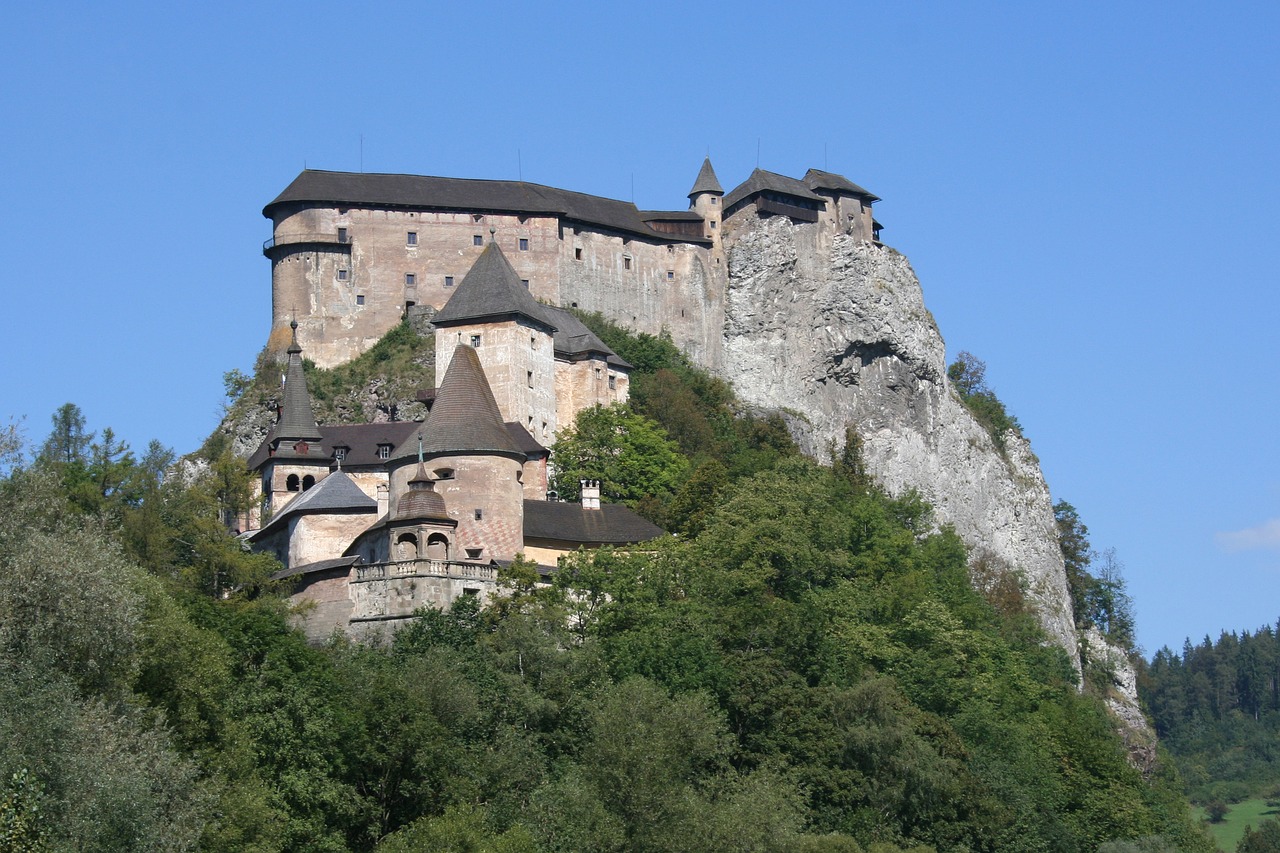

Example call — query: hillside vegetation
[0,321,1215,851]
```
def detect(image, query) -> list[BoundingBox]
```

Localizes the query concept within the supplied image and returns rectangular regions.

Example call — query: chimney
[580,479,601,511]
[377,483,389,517]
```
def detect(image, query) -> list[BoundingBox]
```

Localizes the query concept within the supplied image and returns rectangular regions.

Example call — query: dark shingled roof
[688,157,724,197]
[391,345,524,461]
[395,464,451,522]
[723,168,825,211]
[249,421,420,471]
[541,306,632,369]
[249,471,377,541]
[803,168,880,203]
[640,210,705,222]
[522,500,665,546]
[265,170,694,244]
[505,422,549,458]
[433,242,558,331]
[272,556,361,581]
[274,321,324,452]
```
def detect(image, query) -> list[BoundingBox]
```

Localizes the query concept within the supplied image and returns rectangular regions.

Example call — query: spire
[390,345,523,461]
[275,319,323,444]
[432,242,556,332]
[687,157,724,199]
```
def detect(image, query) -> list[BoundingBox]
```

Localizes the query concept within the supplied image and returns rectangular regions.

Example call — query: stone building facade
[261,159,881,374]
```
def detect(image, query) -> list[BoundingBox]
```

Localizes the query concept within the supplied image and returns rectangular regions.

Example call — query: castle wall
[553,356,628,436]
[290,513,375,568]
[388,454,525,561]
[270,202,728,372]
[436,322,557,445]
[288,570,355,644]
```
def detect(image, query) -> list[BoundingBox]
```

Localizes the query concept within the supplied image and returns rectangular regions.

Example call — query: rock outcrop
[721,216,1080,669]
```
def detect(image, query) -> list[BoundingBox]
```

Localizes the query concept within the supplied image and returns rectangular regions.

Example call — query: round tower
[687,156,725,252]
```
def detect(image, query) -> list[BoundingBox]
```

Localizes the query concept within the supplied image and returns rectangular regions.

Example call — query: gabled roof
[432,242,558,332]
[249,470,377,541]
[723,168,825,211]
[803,169,880,203]
[391,345,524,461]
[265,170,696,244]
[523,500,665,546]
[688,157,724,198]
[541,306,633,370]
[272,556,361,582]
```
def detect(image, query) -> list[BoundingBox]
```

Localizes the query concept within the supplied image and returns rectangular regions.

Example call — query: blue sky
[3,1,1277,655]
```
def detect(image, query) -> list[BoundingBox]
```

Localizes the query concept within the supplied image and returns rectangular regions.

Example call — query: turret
[258,320,331,520]
[387,345,527,561]
[687,157,725,245]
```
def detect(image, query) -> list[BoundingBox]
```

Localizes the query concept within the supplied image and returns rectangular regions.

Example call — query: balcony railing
[354,559,498,584]
[262,233,353,256]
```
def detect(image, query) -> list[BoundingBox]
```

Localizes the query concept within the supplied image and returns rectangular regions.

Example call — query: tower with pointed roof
[384,344,528,562]
[688,157,725,254]
[432,241,560,446]
[258,320,333,521]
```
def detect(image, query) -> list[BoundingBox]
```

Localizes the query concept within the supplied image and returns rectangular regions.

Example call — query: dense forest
[0,321,1213,852]
[1142,626,1280,807]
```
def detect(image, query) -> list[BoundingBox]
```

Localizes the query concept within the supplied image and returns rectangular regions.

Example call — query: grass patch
[1193,797,1280,852]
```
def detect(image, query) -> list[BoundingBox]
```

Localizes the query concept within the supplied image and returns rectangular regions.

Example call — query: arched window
[396,533,418,561]
[301,475,315,490]
[426,534,449,561]
[286,474,300,492]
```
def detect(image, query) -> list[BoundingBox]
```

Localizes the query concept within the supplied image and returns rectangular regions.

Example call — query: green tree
[38,402,91,466]
[1237,818,1280,852]
[551,403,688,507]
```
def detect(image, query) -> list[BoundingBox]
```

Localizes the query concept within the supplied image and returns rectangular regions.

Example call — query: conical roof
[274,320,324,446]
[687,157,724,198]
[432,242,557,332]
[390,345,524,461]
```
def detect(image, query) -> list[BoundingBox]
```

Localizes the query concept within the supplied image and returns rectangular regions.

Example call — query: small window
[530,336,536,349]
[711,197,718,206]
[710,220,718,229]
[338,268,349,281]
[337,226,348,242]
[377,444,391,460]
[527,370,533,387]
[518,238,529,251]
[463,587,480,596]
[521,279,529,289]
[286,474,300,492]
[465,548,482,560]
[334,447,346,462]
[302,474,315,490]
[406,231,417,246]
[356,294,365,305]
[623,256,632,270]
[473,235,483,246]
[608,375,616,390]
[405,273,415,286]
[444,275,454,287]
[433,467,454,480]
[574,247,582,260]
[474,508,483,521]
[470,334,481,348]
[667,270,674,280]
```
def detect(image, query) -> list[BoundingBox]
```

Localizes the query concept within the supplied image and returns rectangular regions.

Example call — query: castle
[263,159,881,371]
[249,159,882,640]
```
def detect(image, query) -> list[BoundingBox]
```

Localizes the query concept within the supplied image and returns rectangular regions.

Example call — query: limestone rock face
[721,216,1079,667]
[1083,626,1157,773]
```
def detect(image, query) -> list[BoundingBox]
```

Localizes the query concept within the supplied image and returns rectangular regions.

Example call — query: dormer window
[433,468,455,480]
[470,334,481,348]
[333,447,347,463]
[377,444,391,460]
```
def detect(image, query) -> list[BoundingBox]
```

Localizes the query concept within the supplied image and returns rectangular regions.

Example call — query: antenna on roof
[756,138,761,168]
[360,135,364,173]
[517,148,522,181]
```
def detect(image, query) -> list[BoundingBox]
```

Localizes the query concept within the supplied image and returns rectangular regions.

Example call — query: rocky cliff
[720,216,1081,670]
